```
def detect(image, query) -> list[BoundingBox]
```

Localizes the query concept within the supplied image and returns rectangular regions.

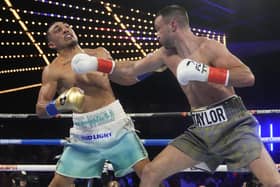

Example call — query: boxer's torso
[160,38,235,109]
[50,48,116,113]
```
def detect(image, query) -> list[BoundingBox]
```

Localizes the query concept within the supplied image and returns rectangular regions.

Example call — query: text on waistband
[191,106,228,127]
[73,109,115,127]
[72,131,112,142]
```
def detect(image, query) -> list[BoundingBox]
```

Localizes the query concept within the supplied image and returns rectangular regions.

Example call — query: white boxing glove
[71,53,115,74]
[176,59,229,86]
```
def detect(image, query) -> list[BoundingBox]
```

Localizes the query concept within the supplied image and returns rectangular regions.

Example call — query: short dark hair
[46,21,64,42]
[156,5,189,28]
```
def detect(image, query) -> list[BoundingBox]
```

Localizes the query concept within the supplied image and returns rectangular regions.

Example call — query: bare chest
[55,64,110,91]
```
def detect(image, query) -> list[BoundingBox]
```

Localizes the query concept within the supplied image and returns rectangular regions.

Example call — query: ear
[48,41,56,49]
[170,18,177,32]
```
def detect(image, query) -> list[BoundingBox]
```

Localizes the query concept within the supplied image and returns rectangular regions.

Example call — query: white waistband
[72,100,127,128]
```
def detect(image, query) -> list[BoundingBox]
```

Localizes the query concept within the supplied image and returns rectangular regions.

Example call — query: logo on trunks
[74,110,115,127]
[191,106,228,127]
[80,132,112,141]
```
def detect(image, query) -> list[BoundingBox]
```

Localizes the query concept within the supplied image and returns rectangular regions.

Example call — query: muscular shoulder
[42,58,60,82]
[199,38,227,60]
[156,47,177,59]
[200,38,224,50]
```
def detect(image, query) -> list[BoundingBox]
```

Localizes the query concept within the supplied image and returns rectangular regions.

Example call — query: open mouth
[64,34,73,40]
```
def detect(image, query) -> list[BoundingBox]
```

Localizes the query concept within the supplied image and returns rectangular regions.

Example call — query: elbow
[244,74,255,87]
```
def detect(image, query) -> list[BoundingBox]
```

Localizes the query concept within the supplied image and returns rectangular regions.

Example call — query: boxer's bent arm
[37,85,85,118]
[217,55,254,87]
[36,83,58,118]
[46,87,85,117]
[176,58,229,86]
[36,66,59,118]
[211,43,255,88]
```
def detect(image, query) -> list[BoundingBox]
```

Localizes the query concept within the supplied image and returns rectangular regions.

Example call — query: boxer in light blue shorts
[56,100,148,179]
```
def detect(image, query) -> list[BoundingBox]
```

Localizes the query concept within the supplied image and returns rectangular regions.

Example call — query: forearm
[112,60,157,85]
[36,84,55,118]
[36,102,51,118]
[228,67,255,87]
[113,60,140,77]
[71,53,158,85]
[109,73,139,86]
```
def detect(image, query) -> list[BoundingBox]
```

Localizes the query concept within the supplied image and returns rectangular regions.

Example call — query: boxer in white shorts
[36,21,153,187]
[56,100,148,178]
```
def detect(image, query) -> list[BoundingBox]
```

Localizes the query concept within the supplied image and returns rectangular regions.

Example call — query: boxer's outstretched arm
[71,49,165,86]
[109,50,165,85]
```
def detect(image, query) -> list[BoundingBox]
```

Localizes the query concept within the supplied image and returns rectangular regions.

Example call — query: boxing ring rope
[1,110,280,173]
[0,109,280,119]
[0,164,244,172]
[0,165,56,172]
[1,138,280,173]
[1,138,280,146]
[1,163,280,172]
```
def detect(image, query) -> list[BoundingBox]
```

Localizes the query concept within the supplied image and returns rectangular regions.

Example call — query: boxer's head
[155,5,189,48]
[47,21,78,51]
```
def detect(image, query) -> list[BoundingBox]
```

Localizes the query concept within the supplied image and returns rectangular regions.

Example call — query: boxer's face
[154,15,174,49]
[47,22,78,50]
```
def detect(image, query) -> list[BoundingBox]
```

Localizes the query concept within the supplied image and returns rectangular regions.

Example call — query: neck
[57,45,84,58]
[174,28,199,57]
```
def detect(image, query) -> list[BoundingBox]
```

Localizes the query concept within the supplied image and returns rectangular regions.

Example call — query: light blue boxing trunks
[55,100,148,179]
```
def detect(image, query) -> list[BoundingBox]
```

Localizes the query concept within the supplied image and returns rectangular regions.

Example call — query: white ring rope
[0,109,280,119]
[0,137,280,146]
[0,164,55,172]
[0,110,279,173]
[1,164,280,172]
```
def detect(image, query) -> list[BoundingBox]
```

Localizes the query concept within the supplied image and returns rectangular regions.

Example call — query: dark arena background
[1,0,280,186]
